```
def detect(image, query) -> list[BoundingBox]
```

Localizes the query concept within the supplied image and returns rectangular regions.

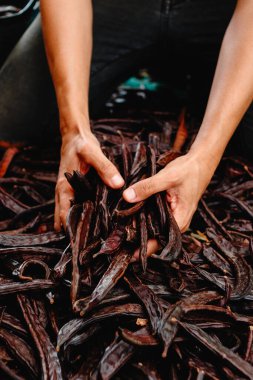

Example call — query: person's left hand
[123,151,215,260]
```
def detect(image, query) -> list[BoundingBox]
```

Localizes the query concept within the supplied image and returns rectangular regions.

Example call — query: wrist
[57,88,90,134]
[188,126,226,171]
[186,144,220,182]
[188,145,220,174]
[59,109,91,137]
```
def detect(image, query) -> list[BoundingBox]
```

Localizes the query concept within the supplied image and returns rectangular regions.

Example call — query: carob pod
[180,321,253,380]
[79,247,135,316]
[18,294,63,380]
[57,303,144,351]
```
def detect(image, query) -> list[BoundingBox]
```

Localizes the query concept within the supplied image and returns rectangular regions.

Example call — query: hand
[54,125,124,231]
[123,152,215,232]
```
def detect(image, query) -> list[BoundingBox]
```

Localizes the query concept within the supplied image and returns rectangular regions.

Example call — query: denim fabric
[0,0,251,159]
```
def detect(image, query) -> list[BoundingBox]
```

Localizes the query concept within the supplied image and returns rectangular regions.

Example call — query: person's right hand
[54,126,125,231]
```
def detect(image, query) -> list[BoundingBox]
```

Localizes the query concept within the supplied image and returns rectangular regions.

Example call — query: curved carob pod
[138,211,148,272]
[98,182,110,238]
[18,294,63,380]
[184,348,227,380]
[79,247,135,316]
[148,133,160,155]
[1,312,28,338]
[53,244,72,279]
[146,210,160,239]
[119,326,159,346]
[127,142,147,185]
[66,204,82,242]
[0,185,28,214]
[79,238,101,265]
[114,200,145,218]
[182,304,238,328]
[217,192,253,220]
[73,283,173,314]
[124,273,164,335]
[179,321,253,380]
[158,291,221,358]
[152,194,182,263]
[116,132,132,181]
[0,231,65,247]
[195,266,232,293]
[148,145,157,177]
[12,259,51,281]
[0,358,26,380]
[2,116,253,379]
[198,198,231,240]
[73,288,131,314]
[98,334,135,380]
[71,201,94,306]
[154,193,167,233]
[207,229,253,299]
[64,324,101,352]
[93,225,126,258]
[30,298,49,330]
[0,213,41,236]
[57,303,144,351]
[156,150,181,168]
[202,245,232,275]
[0,279,55,296]
[6,199,55,231]
[0,327,38,379]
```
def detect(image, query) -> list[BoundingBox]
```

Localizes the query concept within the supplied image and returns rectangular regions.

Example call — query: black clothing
[0,0,251,158]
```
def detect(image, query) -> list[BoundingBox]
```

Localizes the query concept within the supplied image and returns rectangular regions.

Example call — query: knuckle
[76,143,85,157]
[76,139,91,158]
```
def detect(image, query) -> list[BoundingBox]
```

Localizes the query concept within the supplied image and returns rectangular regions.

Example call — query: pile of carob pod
[0,111,252,380]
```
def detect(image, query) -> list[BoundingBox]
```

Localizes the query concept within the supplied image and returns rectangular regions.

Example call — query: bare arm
[40,0,124,230]
[191,0,253,169]
[124,0,253,231]
[40,0,92,129]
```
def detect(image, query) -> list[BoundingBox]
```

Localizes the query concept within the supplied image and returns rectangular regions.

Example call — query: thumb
[123,169,169,202]
[89,148,125,189]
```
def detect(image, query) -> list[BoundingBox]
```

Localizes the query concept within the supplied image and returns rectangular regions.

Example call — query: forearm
[190,0,253,168]
[40,0,92,134]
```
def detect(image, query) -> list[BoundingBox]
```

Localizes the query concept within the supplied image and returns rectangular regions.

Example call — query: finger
[54,192,61,232]
[79,146,124,189]
[59,194,73,231]
[57,181,74,230]
[93,151,124,188]
[123,169,169,203]
[132,239,160,261]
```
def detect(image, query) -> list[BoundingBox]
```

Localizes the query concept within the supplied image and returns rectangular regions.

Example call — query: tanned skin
[41,0,253,257]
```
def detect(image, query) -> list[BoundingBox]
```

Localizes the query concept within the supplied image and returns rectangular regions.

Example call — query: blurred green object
[0,0,39,67]
[122,69,160,91]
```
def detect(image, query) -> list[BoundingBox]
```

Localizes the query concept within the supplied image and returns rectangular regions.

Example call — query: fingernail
[124,188,136,202]
[111,174,124,187]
